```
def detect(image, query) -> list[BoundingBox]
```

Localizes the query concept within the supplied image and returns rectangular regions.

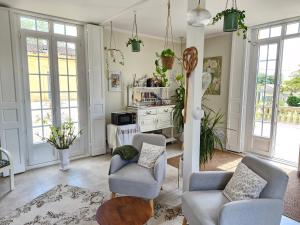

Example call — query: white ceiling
[1,0,300,39]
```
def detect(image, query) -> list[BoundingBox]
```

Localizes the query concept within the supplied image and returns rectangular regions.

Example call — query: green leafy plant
[212,8,248,39]
[155,48,176,70]
[160,48,175,57]
[287,95,300,107]
[200,110,224,165]
[42,121,82,150]
[172,74,185,133]
[126,38,143,47]
[154,59,169,87]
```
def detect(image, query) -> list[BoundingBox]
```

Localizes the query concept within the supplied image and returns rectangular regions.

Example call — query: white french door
[19,16,88,166]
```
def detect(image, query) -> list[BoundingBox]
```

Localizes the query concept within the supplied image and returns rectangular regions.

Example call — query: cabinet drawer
[157,106,173,114]
[138,109,157,116]
[139,115,156,132]
[157,114,172,129]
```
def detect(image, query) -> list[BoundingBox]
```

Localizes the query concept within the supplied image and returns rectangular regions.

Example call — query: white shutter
[226,34,248,153]
[86,24,106,156]
[0,8,26,173]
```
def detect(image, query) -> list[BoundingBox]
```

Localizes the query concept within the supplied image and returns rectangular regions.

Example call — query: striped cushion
[0,159,10,168]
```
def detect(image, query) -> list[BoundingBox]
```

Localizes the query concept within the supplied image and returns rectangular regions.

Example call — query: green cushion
[112,145,139,161]
[0,159,10,168]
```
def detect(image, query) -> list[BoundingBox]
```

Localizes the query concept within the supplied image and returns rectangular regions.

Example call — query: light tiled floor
[0,143,299,225]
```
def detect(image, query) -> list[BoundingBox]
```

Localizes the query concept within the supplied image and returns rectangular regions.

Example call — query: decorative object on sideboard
[203,56,222,95]
[187,0,212,27]
[126,11,143,52]
[108,70,122,92]
[212,0,248,40]
[41,121,82,171]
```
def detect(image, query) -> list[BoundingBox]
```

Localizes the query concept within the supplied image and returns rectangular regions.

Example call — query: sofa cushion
[0,159,10,168]
[109,163,160,199]
[182,190,229,225]
[138,142,165,169]
[223,162,268,201]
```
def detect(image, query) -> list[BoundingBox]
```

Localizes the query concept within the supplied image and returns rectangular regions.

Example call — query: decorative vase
[161,56,174,69]
[223,11,238,32]
[131,40,141,52]
[58,148,70,171]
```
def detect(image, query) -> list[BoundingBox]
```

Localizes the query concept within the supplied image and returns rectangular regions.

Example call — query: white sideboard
[128,105,176,143]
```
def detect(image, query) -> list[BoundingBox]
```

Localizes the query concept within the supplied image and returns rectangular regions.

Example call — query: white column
[183,0,206,191]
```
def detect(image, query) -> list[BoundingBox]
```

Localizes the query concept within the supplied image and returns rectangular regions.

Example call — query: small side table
[96,196,152,225]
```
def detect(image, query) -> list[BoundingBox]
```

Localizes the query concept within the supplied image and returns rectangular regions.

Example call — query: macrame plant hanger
[164,0,175,51]
[225,0,237,10]
[132,11,138,40]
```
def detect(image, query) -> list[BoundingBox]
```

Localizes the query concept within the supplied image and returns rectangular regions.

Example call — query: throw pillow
[223,162,268,201]
[112,145,139,161]
[138,142,165,169]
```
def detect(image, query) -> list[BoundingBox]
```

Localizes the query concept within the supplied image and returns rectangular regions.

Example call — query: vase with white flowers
[42,121,82,171]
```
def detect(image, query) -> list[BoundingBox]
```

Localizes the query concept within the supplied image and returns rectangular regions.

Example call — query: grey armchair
[108,133,166,214]
[182,155,289,225]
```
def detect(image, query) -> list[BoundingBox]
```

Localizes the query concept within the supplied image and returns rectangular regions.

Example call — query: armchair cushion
[182,190,229,225]
[0,159,10,168]
[223,162,267,201]
[109,163,160,199]
[138,142,165,169]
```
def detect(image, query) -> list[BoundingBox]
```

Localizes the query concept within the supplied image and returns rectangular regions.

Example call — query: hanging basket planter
[131,39,141,52]
[161,48,175,69]
[223,10,238,32]
[127,12,143,52]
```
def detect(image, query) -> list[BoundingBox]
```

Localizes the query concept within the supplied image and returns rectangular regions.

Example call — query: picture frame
[203,56,222,95]
[108,70,122,92]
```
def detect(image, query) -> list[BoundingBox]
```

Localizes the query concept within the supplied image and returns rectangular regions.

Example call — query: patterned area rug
[0,184,183,225]
[284,171,300,222]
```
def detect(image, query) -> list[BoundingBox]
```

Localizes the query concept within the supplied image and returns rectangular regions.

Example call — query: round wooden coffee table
[96,196,152,225]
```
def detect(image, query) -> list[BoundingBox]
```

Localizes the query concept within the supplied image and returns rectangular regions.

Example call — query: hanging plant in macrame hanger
[212,0,248,39]
[157,0,175,70]
[126,11,143,52]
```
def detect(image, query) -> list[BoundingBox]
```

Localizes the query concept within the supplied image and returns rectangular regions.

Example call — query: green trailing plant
[287,95,300,107]
[172,74,185,133]
[212,8,248,39]
[126,38,143,47]
[156,48,176,70]
[161,48,175,57]
[154,59,169,87]
[200,110,224,165]
[41,121,82,150]
[127,12,143,52]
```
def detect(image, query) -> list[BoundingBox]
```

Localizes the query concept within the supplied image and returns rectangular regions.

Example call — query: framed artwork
[109,71,122,92]
[203,56,222,95]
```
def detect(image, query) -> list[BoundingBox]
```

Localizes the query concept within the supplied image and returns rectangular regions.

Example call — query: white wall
[103,29,182,121]
[203,34,232,131]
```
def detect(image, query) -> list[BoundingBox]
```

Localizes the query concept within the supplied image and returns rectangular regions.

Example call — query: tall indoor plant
[42,121,82,171]
[172,74,185,134]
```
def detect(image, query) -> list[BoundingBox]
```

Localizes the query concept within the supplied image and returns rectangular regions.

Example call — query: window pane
[66,25,77,37]
[29,75,40,92]
[258,61,267,75]
[60,92,69,107]
[21,17,36,30]
[58,59,68,75]
[27,37,38,56]
[267,60,276,76]
[38,39,49,56]
[32,110,42,126]
[67,43,76,59]
[286,22,299,35]
[59,76,68,91]
[70,108,78,122]
[57,42,67,58]
[32,127,43,143]
[54,23,65,35]
[69,76,77,91]
[39,58,50,74]
[28,56,39,74]
[61,108,70,122]
[268,44,277,60]
[40,75,50,92]
[258,28,270,39]
[42,110,52,125]
[68,60,77,75]
[30,93,41,110]
[43,126,51,139]
[37,20,49,32]
[259,45,268,60]
[41,92,52,109]
[270,26,282,37]
[69,92,78,107]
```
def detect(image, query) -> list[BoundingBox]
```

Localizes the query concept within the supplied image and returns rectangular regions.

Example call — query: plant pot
[131,40,141,52]
[161,56,174,70]
[58,148,70,171]
[223,11,238,32]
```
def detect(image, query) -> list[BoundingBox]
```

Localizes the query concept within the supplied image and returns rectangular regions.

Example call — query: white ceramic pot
[58,148,70,171]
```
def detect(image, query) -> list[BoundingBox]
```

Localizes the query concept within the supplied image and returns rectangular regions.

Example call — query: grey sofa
[182,155,289,225]
[109,133,166,213]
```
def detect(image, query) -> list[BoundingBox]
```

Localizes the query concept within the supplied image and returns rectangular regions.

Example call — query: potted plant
[159,48,175,70]
[212,7,248,39]
[200,110,224,165]
[172,74,185,135]
[154,59,169,87]
[42,121,82,171]
[126,38,143,52]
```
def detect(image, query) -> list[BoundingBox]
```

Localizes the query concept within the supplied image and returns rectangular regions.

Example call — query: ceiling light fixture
[187,0,212,27]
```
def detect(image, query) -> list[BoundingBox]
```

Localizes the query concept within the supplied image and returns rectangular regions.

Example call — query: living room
[0,0,299,225]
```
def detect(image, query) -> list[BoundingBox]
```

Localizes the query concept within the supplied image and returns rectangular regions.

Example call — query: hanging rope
[131,11,138,39]
[164,0,174,51]
[109,21,117,49]
[225,0,237,9]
